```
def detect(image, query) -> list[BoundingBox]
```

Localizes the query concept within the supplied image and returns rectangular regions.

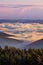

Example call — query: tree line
[0,46,43,65]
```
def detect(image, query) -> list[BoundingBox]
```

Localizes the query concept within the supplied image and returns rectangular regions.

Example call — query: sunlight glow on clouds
[0,23,43,42]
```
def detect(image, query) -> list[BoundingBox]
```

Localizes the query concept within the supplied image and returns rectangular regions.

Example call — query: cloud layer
[0,23,43,42]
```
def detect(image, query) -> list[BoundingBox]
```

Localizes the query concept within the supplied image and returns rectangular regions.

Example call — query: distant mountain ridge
[0,19,43,23]
[0,32,26,49]
[26,39,43,49]
[0,32,23,43]
[0,32,43,49]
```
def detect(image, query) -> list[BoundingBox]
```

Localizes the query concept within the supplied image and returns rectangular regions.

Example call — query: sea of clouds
[0,23,43,42]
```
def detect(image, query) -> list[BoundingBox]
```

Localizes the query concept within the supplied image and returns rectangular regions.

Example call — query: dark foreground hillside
[0,46,43,65]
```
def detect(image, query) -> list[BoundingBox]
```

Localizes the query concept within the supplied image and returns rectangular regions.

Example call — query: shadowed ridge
[26,39,43,49]
[0,32,26,49]
[30,39,43,45]
[0,32,23,43]
[0,32,16,37]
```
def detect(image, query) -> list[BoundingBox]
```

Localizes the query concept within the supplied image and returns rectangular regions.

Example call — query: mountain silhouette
[26,39,43,49]
[0,32,26,49]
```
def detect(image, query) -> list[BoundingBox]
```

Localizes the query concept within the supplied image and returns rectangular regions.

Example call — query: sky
[0,0,43,19]
[0,0,43,5]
